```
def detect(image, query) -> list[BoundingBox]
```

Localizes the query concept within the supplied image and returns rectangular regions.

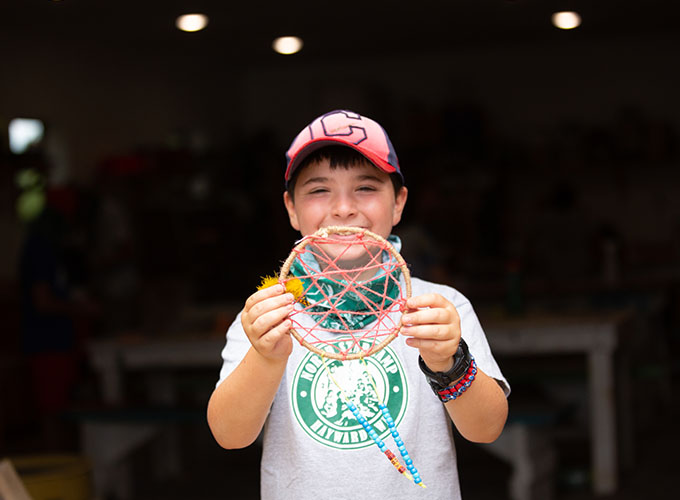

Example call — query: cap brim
[285,138,398,184]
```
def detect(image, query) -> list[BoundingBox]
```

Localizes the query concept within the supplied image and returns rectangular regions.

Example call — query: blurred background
[0,1,678,499]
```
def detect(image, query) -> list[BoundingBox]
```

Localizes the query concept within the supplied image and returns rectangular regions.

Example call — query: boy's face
[283,157,407,241]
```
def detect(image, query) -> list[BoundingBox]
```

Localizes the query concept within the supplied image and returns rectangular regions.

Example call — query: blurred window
[9,118,45,154]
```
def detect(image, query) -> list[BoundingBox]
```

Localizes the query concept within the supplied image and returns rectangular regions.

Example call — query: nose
[331,192,357,220]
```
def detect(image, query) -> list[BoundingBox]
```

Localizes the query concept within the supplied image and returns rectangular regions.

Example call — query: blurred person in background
[19,185,100,450]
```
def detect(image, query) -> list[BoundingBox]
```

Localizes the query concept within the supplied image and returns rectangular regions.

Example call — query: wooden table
[84,336,225,500]
[481,308,636,496]
[87,336,225,405]
[87,308,636,496]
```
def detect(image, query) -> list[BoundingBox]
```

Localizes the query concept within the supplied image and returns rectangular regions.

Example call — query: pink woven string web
[279,226,411,360]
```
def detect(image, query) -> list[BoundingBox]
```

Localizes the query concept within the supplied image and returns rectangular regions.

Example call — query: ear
[392,186,408,226]
[283,191,300,231]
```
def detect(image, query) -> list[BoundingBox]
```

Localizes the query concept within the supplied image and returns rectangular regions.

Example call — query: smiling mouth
[321,227,368,241]
[320,225,367,233]
[329,233,363,240]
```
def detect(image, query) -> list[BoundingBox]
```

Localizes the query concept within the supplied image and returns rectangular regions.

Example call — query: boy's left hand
[400,293,461,373]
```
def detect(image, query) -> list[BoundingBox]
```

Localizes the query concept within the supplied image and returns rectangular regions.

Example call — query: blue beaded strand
[320,354,424,487]
[347,401,387,451]
[345,401,424,485]
[379,403,422,485]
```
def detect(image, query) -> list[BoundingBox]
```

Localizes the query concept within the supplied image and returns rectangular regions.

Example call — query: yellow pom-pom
[285,277,309,306]
[257,274,280,291]
[257,273,309,306]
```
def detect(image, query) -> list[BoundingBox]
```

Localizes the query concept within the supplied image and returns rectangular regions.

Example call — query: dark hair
[286,145,404,200]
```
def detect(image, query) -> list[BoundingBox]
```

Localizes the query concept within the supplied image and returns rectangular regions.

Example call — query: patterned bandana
[290,235,403,331]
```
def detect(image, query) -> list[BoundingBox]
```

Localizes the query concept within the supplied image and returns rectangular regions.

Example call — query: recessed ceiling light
[272,36,304,55]
[552,11,582,30]
[176,14,209,33]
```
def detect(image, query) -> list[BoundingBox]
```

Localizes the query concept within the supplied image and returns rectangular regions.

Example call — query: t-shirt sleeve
[454,295,511,397]
[216,311,252,387]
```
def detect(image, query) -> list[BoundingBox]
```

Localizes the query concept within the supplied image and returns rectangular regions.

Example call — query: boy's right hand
[241,284,295,361]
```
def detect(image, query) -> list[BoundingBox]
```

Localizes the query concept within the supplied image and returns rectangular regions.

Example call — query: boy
[207,110,510,499]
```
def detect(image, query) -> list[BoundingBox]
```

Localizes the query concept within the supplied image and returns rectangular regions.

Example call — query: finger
[245,283,286,311]
[405,293,450,310]
[252,318,294,360]
[400,323,456,341]
[250,303,295,338]
[401,307,453,327]
[247,291,295,321]
[242,293,293,333]
[404,337,458,358]
[258,318,293,349]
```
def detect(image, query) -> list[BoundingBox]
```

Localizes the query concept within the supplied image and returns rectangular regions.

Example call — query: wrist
[435,359,477,403]
[419,339,474,402]
[421,357,454,374]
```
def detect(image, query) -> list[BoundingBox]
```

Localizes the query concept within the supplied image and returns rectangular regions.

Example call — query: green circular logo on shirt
[291,340,408,450]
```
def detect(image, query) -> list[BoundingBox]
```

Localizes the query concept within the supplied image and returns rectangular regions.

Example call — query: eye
[357,185,377,192]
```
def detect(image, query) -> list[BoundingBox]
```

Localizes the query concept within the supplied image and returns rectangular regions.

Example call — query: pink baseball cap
[284,109,403,187]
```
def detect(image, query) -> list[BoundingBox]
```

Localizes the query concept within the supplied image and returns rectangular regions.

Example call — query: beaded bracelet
[436,358,477,403]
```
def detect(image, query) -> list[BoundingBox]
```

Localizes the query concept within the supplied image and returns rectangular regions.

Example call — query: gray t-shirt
[217,277,510,500]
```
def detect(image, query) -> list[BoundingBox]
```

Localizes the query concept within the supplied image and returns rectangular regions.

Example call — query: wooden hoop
[279,226,412,360]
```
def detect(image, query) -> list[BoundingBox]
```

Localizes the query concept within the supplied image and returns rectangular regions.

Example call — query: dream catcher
[259,226,424,488]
